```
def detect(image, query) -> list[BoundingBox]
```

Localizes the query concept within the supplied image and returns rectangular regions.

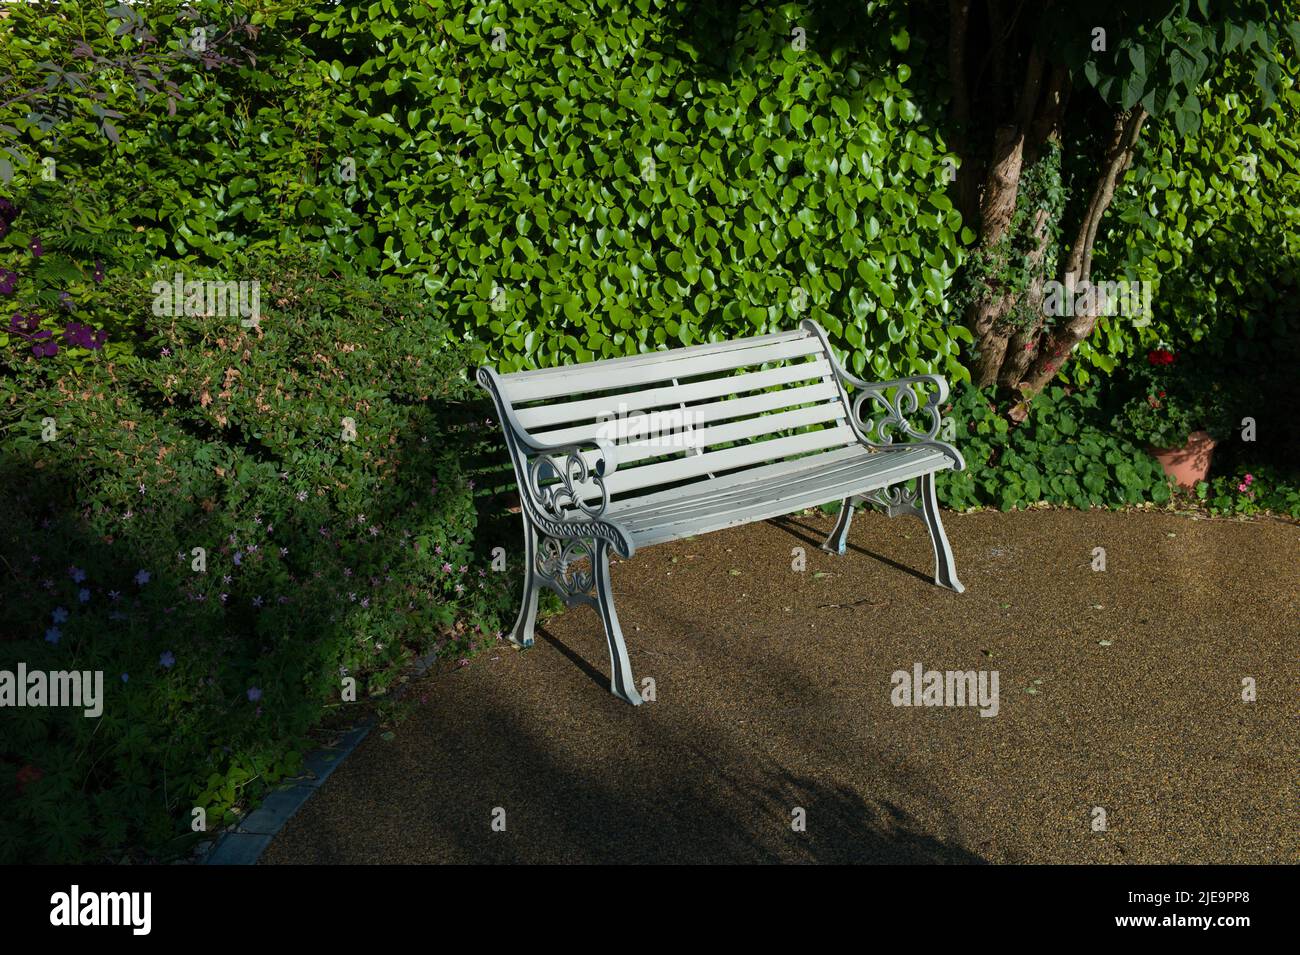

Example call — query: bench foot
[820,497,856,555]
[593,539,644,706]
[918,473,964,594]
[508,522,540,648]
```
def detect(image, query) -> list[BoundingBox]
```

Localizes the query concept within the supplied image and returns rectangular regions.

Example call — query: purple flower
[63,321,106,351]
[233,552,243,566]
[0,269,16,295]
[159,651,176,669]
[69,565,86,583]
[121,673,129,682]
[92,260,104,284]
[296,490,308,502]
[29,237,43,257]
[58,291,74,311]
[247,687,262,702]
[108,590,121,602]
[252,595,263,608]
[44,626,62,643]
[134,569,151,586]
[51,606,68,624]
[360,598,370,608]
[77,588,90,603]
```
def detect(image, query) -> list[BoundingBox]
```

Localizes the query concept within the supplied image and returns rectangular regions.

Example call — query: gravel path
[262,508,1298,864]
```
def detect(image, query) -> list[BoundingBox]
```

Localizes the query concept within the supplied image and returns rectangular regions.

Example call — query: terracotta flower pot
[1149,430,1217,489]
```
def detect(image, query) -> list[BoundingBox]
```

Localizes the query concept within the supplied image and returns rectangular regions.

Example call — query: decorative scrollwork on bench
[862,480,921,517]
[535,535,598,606]
[527,445,612,522]
[851,376,947,448]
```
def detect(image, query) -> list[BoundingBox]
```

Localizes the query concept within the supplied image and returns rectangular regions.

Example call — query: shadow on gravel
[264,613,990,864]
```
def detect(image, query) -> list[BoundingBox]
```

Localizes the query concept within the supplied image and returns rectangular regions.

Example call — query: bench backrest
[482,323,859,504]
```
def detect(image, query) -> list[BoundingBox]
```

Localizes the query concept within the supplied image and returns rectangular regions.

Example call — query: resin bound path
[262,508,1298,864]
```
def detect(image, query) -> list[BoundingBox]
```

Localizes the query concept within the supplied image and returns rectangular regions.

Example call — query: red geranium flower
[1147,348,1176,366]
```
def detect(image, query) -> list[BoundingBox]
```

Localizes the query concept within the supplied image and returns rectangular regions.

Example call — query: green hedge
[0,253,512,862]
[2,0,972,384]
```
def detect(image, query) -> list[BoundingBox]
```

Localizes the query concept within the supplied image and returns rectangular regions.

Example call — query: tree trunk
[967,41,1052,388]
[1019,106,1147,392]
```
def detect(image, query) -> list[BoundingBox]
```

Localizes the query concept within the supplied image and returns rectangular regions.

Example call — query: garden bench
[478,319,966,705]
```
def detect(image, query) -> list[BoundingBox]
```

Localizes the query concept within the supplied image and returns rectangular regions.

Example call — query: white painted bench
[478,319,965,705]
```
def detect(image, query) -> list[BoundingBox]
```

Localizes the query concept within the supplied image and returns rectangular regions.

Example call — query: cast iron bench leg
[919,473,964,593]
[821,497,856,555]
[508,521,540,647]
[593,539,643,706]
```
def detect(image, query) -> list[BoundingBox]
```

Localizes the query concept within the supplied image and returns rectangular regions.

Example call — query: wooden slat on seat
[616,446,950,547]
[606,444,871,517]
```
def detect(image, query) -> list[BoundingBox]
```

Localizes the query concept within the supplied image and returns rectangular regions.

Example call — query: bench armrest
[846,374,964,468]
[799,320,965,470]
[477,366,637,557]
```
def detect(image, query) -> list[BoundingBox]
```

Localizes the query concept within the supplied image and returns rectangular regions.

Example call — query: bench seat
[609,445,952,549]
